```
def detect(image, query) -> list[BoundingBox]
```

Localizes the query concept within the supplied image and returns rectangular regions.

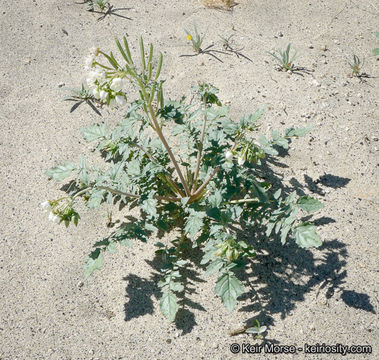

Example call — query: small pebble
[58,82,65,88]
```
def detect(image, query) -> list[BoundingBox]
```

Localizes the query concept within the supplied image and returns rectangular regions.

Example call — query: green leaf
[297,196,323,213]
[206,258,224,275]
[294,224,322,248]
[246,325,267,334]
[45,162,76,182]
[214,271,244,312]
[208,190,223,208]
[86,189,105,209]
[160,291,178,322]
[285,126,312,137]
[141,197,158,218]
[240,105,265,128]
[373,48,379,56]
[280,225,291,245]
[120,239,133,247]
[272,131,289,149]
[170,281,184,292]
[250,179,269,203]
[185,210,206,240]
[78,157,89,185]
[127,160,140,177]
[106,242,117,254]
[81,123,107,142]
[84,249,104,280]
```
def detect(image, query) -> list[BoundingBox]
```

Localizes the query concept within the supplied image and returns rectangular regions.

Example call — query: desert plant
[63,84,102,115]
[82,0,108,12]
[43,37,323,323]
[182,26,228,62]
[268,43,298,72]
[348,54,365,77]
[185,26,205,53]
[246,319,267,339]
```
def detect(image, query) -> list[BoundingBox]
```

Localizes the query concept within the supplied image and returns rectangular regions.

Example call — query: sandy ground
[0,0,378,359]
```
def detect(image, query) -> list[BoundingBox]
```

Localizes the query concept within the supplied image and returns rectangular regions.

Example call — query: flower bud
[225,151,233,162]
[40,201,51,212]
[48,212,61,224]
[115,95,127,106]
[110,78,124,92]
[99,90,109,102]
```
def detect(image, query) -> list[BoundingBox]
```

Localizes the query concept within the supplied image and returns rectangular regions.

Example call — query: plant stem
[131,141,184,197]
[189,166,219,203]
[228,198,259,204]
[97,185,180,202]
[191,99,207,193]
[138,82,191,197]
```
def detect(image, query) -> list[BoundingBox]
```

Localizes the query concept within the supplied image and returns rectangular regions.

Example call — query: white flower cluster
[40,201,61,224]
[84,47,127,108]
[225,151,245,166]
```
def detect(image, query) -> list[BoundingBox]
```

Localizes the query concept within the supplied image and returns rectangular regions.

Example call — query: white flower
[115,95,127,106]
[40,201,51,212]
[48,212,61,224]
[110,78,124,92]
[91,87,100,99]
[99,90,109,102]
[225,151,233,162]
[86,69,105,88]
[238,157,244,166]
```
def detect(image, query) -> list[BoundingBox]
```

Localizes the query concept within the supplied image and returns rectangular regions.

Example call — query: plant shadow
[123,242,207,334]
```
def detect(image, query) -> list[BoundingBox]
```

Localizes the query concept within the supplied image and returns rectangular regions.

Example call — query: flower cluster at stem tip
[84,47,127,108]
[40,201,60,224]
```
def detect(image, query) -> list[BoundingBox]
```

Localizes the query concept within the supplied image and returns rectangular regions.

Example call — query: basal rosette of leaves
[43,37,323,323]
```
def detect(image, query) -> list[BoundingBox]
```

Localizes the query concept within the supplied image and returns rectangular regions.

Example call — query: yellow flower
[186,34,193,41]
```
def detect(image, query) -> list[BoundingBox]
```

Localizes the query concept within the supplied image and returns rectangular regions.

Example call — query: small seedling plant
[181,26,229,63]
[63,84,102,115]
[268,44,297,72]
[78,0,131,21]
[268,44,311,76]
[348,55,365,77]
[43,37,323,323]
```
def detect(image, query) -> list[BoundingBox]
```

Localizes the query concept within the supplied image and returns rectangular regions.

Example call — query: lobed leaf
[45,162,76,182]
[215,271,244,312]
[160,291,179,322]
[84,249,104,280]
[297,196,323,213]
[294,224,322,248]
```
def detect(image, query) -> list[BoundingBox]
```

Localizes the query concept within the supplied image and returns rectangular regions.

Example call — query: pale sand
[0,1,378,359]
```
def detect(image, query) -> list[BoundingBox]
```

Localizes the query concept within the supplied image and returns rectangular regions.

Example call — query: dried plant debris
[201,0,238,10]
